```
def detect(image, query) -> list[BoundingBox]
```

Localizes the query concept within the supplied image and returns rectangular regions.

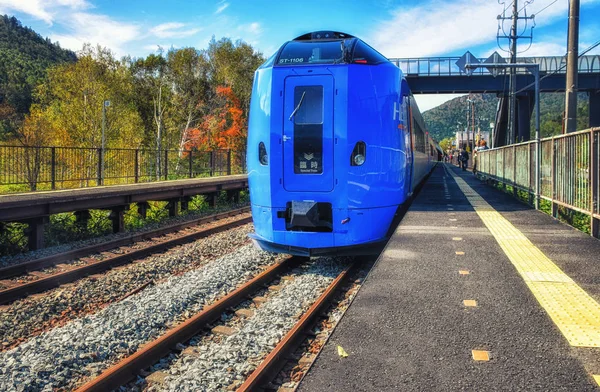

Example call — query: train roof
[259,31,390,68]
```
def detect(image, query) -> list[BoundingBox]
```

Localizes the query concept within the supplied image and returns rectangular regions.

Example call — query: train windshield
[277,40,347,65]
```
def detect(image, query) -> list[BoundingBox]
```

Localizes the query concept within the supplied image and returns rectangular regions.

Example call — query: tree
[438,137,454,154]
[166,47,210,159]
[130,52,170,178]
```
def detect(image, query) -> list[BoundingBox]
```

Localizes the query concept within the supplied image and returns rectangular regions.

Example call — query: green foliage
[0,222,28,256]
[0,15,76,139]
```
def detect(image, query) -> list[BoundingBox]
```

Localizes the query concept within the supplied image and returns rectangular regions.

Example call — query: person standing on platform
[459,148,469,171]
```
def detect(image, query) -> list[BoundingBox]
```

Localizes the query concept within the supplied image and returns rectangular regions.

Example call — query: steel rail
[75,256,302,392]
[237,262,354,392]
[0,209,252,305]
[0,207,250,280]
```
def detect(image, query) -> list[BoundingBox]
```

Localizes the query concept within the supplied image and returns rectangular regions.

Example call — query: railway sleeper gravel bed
[0,210,251,303]
[0,225,256,352]
[127,258,351,392]
[269,259,374,391]
[0,244,281,391]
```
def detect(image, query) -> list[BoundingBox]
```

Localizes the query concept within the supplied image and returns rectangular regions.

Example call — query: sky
[1,0,599,111]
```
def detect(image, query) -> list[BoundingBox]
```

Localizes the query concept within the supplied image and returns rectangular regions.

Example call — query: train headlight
[350,141,366,166]
[353,154,365,166]
[259,142,268,166]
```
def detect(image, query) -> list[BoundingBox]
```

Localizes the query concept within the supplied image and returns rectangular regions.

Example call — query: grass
[489,180,591,234]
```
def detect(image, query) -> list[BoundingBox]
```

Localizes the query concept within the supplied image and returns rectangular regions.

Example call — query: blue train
[247,31,440,256]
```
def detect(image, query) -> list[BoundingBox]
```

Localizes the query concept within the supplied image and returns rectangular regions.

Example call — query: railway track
[0,207,251,305]
[74,257,357,392]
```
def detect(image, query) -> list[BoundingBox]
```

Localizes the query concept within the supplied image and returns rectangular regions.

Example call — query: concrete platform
[299,164,600,391]
[0,174,247,221]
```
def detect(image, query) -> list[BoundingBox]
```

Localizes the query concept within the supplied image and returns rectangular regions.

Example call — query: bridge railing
[0,145,246,194]
[477,128,599,238]
[389,55,600,77]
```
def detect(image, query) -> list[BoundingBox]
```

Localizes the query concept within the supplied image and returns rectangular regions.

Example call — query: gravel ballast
[159,258,347,392]
[0,224,253,350]
[0,244,278,391]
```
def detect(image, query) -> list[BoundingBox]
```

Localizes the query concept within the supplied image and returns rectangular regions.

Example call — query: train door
[282,75,334,192]
[403,95,413,195]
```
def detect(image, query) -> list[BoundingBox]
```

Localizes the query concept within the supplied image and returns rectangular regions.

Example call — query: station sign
[455,51,479,76]
[483,51,506,77]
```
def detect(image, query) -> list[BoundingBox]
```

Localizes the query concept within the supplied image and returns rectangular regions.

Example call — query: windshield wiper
[289,91,306,121]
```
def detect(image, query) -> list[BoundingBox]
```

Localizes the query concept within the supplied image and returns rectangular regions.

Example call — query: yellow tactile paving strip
[447,166,600,348]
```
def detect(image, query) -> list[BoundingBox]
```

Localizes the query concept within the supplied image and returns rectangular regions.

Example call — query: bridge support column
[26,217,48,250]
[516,94,533,142]
[167,199,180,217]
[590,91,600,127]
[109,206,126,233]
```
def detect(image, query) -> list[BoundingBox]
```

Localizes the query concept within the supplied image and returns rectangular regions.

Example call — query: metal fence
[0,145,246,193]
[389,55,600,77]
[477,127,599,238]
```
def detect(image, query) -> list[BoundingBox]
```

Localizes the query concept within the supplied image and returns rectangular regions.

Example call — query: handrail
[476,128,599,238]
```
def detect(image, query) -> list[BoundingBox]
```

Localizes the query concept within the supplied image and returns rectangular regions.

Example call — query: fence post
[513,145,517,198]
[164,150,168,180]
[591,129,599,238]
[97,148,103,186]
[551,138,558,219]
[134,149,139,183]
[51,147,56,190]
[210,151,214,177]
[227,149,232,175]
[188,150,193,179]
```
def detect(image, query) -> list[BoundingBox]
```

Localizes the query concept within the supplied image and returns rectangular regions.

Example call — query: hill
[0,15,77,138]
[423,92,590,142]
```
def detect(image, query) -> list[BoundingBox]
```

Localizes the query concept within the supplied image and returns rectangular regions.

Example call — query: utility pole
[497,0,534,145]
[508,0,518,145]
[564,0,580,133]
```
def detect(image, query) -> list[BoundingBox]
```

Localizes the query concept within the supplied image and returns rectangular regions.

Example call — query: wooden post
[26,217,48,250]
[75,210,91,225]
[138,202,150,219]
[206,193,217,208]
[227,190,240,203]
[109,206,126,233]
[167,199,179,217]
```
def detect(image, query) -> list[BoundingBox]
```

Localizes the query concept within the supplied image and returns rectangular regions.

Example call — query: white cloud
[238,22,262,35]
[0,0,89,24]
[50,12,140,56]
[215,2,229,14]
[370,0,501,58]
[369,0,600,58]
[150,22,201,39]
